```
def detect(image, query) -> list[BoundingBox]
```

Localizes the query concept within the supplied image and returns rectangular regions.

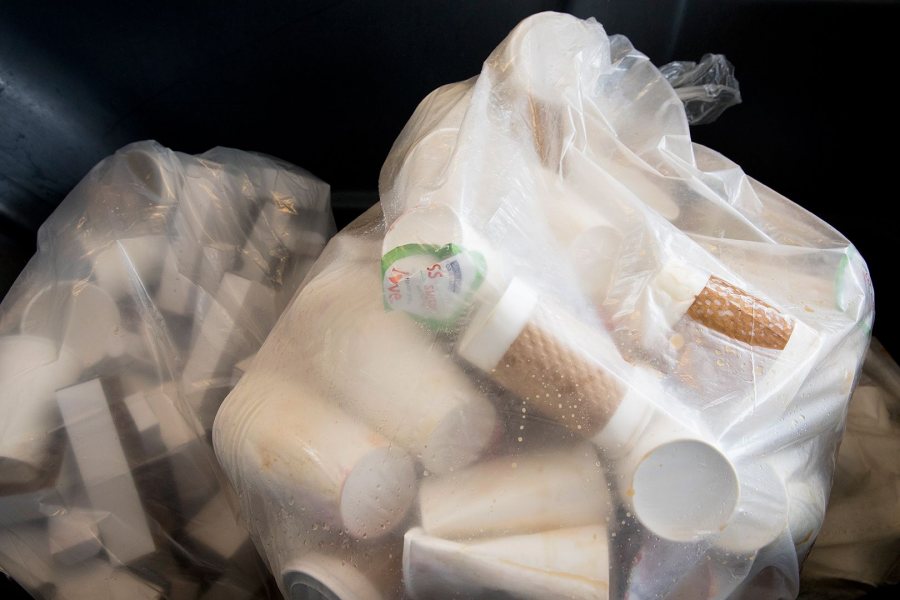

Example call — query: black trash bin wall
[2,1,898,598]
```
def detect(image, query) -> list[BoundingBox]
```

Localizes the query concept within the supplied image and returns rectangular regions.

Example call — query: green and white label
[381,243,486,330]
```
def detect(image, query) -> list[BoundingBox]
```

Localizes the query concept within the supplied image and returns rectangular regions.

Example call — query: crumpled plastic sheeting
[660,53,742,125]
[216,12,872,600]
[802,337,900,587]
[0,141,333,599]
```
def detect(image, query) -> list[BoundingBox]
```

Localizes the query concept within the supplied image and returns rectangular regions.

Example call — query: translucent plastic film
[0,141,334,598]
[802,338,900,588]
[216,12,873,600]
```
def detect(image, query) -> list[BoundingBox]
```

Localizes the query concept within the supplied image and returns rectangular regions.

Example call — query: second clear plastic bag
[0,141,334,598]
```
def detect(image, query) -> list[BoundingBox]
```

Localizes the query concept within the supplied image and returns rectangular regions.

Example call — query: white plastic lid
[456,278,537,373]
[631,437,739,543]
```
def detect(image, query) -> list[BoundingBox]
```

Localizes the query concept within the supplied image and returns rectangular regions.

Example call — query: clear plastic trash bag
[0,141,334,599]
[215,12,872,600]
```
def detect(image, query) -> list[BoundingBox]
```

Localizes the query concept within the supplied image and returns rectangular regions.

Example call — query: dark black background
[2,1,899,597]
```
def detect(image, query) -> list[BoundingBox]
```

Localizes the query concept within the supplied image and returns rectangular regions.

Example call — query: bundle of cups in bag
[0,142,333,599]
[214,12,873,600]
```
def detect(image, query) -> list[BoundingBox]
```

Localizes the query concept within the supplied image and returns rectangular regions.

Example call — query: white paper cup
[611,409,740,543]
[418,445,610,539]
[403,525,609,600]
[214,379,416,540]
[21,280,122,369]
[0,335,80,485]
[710,461,789,555]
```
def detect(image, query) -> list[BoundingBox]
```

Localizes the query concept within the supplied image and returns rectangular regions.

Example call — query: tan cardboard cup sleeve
[457,278,624,436]
[653,261,796,350]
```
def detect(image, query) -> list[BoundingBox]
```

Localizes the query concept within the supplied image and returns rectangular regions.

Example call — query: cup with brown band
[456,277,740,542]
[648,260,822,443]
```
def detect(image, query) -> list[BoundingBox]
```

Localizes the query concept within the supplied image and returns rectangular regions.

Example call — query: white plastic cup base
[631,438,739,542]
[340,447,416,540]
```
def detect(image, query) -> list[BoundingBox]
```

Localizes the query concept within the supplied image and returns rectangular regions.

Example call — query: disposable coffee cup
[649,260,817,352]
[0,335,80,486]
[710,461,788,555]
[610,408,740,543]
[213,378,416,540]
[457,277,739,543]
[403,525,610,600]
[418,445,610,539]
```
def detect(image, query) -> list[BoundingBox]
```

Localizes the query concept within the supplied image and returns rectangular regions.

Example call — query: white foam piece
[241,201,323,275]
[0,487,62,527]
[418,445,610,539]
[155,248,200,316]
[56,379,156,564]
[182,281,256,398]
[216,272,277,339]
[56,557,164,599]
[123,391,165,457]
[403,525,609,600]
[48,508,103,566]
[21,281,122,369]
[0,335,80,486]
[141,384,198,451]
[184,492,250,561]
[92,236,169,299]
